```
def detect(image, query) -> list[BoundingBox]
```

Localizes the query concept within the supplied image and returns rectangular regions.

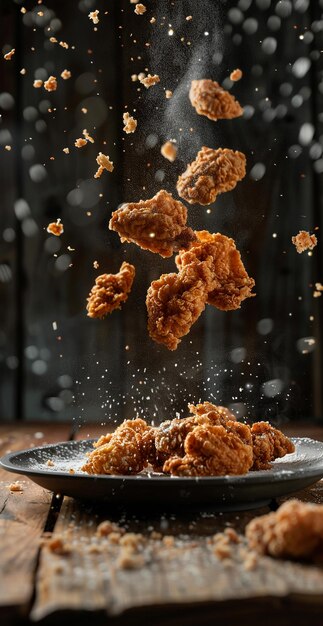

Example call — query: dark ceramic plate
[1,438,323,511]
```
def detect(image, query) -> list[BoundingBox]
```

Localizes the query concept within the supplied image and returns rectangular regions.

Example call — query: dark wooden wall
[0,0,322,424]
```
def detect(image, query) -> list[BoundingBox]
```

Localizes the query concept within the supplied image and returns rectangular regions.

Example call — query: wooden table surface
[1,422,323,626]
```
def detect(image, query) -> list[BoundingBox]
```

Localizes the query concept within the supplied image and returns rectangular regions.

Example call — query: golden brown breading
[245,499,323,561]
[82,419,150,475]
[176,230,255,311]
[292,230,317,254]
[86,262,135,319]
[146,261,213,350]
[176,147,246,206]
[189,79,243,121]
[109,190,196,258]
[163,422,253,476]
[251,422,295,470]
[188,401,236,423]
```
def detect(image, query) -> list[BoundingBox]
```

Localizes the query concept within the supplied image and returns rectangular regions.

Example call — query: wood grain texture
[32,481,323,622]
[0,425,70,611]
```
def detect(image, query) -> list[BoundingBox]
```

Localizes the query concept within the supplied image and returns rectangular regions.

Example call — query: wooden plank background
[0,0,322,423]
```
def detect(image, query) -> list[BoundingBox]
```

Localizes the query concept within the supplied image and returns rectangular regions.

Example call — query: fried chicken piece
[251,422,295,470]
[176,147,246,206]
[156,408,238,459]
[189,401,236,424]
[82,418,150,475]
[245,499,323,562]
[109,190,196,258]
[189,79,243,121]
[146,261,213,350]
[292,230,317,254]
[176,231,255,311]
[86,262,135,319]
[163,422,253,476]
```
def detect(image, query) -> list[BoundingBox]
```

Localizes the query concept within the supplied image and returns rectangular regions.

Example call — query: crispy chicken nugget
[163,422,253,476]
[109,190,196,258]
[82,419,150,475]
[146,261,213,350]
[86,262,135,319]
[251,422,295,470]
[176,147,246,206]
[176,231,255,311]
[246,499,323,561]
[189,79,243,121]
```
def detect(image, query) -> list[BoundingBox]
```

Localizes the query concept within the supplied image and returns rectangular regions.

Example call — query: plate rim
[1,436,323,485]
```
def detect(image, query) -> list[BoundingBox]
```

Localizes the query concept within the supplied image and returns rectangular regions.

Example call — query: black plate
[1,438,323,511]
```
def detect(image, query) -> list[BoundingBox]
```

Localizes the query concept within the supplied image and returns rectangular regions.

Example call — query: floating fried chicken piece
[251,422,295,470]
[47,220,64,236]
[230,69,243,82]
[109,190,196,258]
[292,230,317,254]
[4,48,15,61]
[94,152,114,178]
[82,419,150,475]
[123,112,137,133]
[88,10,99,24]
[139,74,160,88]
[134,3,146,14]
[146,261,213,350]
[189,79,243,121]
[245,500,323,561]
[176,230,255,311]
[33,79,43,88]
[86,262,135,319]
[44,76,57,92]
[161,141,177,162]
[163,422,253,476]
[177,147,246,206]
[61,69,71,80]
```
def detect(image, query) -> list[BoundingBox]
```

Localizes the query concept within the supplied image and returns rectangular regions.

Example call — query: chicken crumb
[20,68,26,75]
[47,220,64,237]
[313,282,323,298]
[186,15,193,21]
[46,459,55,467]
[150,17,156,24]
[8,481,23,492]
[44,76,57,92]
[81,107,88,114]
[96,520,125,536]
[139,74,160,88]
[165,90,173,99]
[4,49,15,61]
[5,145,11,151]
[123,112,137,134]
[230,68,243,82]
[93,260,99,269]
[88,10,99,24]
[117,549,145,570]
[75,137,87,148]
[134,4,146,15]
[94,152,114,178]
[33,79,43,88]
[63,147,70,154]
[47,536,71,555]
[61,69,71,80]
[59,41,69,49]
[83,128,94,143]
[161,141,177,162]
[292,230,317,253]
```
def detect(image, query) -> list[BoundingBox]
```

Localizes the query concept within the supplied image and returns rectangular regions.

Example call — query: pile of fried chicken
[86,79,255,350]
[82,401,295,477]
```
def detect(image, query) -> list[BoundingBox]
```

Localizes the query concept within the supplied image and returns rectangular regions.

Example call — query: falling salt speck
[52,321,57,331]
